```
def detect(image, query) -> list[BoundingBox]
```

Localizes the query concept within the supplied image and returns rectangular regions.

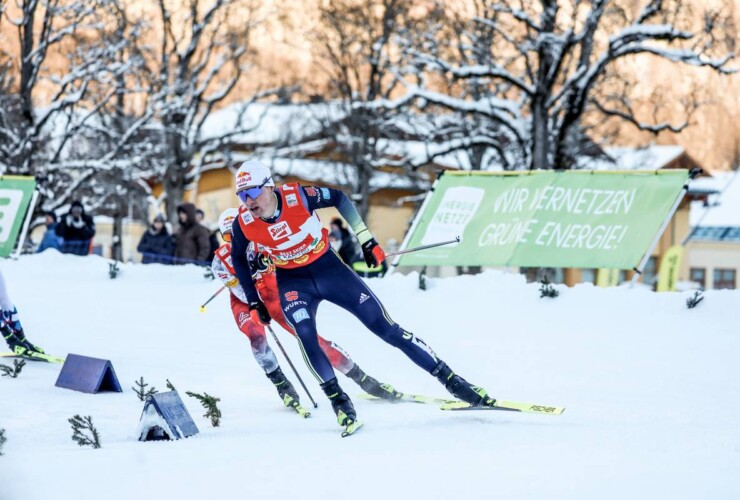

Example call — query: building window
[642,256,658,288]
[713,269,736,290]
[689,267,706,289]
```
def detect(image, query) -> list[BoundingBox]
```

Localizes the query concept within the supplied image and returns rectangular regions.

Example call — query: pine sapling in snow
[108,261,120,279]
[68,415,101,449]
[166,379,177,392]
[418,266,427,291]
[539,275,559,299]
[132,377,157,401]
[0,359,25,378]
[686,290,704,309]
[186,391,222,427]
[0,428,6,455]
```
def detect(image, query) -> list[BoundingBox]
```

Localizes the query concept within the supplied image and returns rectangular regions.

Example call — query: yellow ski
[441,400,565,415]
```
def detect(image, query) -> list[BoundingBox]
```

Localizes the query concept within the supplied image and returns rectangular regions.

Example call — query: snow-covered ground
[1,252,739,499]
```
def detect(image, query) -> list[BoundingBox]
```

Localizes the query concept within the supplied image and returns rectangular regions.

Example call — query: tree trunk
[355,165,372,220]
[164,165,186,225]
[531,96,550,170]
[111,211,123,262]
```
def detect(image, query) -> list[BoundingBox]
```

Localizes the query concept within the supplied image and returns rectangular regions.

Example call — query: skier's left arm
[299,186,385,268]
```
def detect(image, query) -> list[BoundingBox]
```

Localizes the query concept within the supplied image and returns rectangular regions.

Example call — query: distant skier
[0,269,45,355]
[229,160,496,433]
[212,208,403,415]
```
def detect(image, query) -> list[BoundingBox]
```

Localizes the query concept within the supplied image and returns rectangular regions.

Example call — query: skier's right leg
[276,270,357,426]
[229,293,300,407]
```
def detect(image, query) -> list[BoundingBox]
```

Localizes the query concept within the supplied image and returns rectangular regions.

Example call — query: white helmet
[218,208,239,236]
[235,160,274,192]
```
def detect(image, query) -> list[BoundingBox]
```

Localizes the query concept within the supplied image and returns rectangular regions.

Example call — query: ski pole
[266,324,318,408]
[385,236,460,258]
[199,285,226,312]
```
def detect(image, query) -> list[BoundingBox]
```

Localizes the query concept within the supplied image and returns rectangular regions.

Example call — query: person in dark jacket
[330,217,360,266]
[196,208,220,262]
[37,212,63,253]
[174,203,210,263]
[55,201,95,255]
[137,213,175,264]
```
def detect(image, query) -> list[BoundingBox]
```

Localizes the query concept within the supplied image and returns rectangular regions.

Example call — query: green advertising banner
[0,176,37,257]
[398,170,688,269]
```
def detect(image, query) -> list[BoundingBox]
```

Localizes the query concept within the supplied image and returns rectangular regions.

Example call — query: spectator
[174,203,210,263]
[137,213,175,264]
[37,212,63,253]
[55,201,95,256]
[330,217,360,266]
[196,208,220,262]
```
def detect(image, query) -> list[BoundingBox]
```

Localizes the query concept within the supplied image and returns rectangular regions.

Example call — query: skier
[0,269,45,355]
[229,160,496,433]
[213,208,403,416]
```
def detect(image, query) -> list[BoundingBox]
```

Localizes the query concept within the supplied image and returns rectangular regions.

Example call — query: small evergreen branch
[0,428,6,455]
[186,391,222,427]
[68,415,101,449]
[108,261,120,279]
[203,267,215,280]
[539,275,560,298]
[166,379,177,392]
[418,266,427,291]
[686,290,704,309]
[0,359,25,378]
[132,377,157,401]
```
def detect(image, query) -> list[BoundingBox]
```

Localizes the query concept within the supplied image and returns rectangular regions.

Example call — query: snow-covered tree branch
[397,0,736,170]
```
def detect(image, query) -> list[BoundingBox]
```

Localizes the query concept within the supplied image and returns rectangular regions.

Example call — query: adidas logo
[359,293,370,304]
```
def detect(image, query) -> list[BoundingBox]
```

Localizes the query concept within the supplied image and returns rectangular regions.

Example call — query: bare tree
[309,0,422,218]
[138,0,266,222]
[400,0,736,170]
[0,0,154,219]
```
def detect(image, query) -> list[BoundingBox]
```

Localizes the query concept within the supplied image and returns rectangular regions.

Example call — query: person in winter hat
[330,217,360,266]
[211,208,403,416]
[173,203,210,263]
[55,201,95,256]
[37,211,63,253]
[196,208,220,262]
[229,159,496,433]
[137,213,175,264]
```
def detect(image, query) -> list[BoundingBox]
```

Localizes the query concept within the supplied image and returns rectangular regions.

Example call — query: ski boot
[432,361,495,407]
[2,323,28,355]
[346,364,402,402]
[321,377,357,426]
[267,367,309,417]
[2,308,44,354]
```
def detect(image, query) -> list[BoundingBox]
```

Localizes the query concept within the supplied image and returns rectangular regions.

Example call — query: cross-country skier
[212,208,403,416]
[228,160,496,433]
[0,269,45,355]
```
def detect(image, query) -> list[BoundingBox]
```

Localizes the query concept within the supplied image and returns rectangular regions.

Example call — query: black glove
[248,300,271,325]
[361,238,386,268]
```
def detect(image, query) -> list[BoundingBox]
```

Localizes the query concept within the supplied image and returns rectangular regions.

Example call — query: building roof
[689,171,740,240]
[200,101,347,146]
[602,146,687,170]
[227,154,428,192]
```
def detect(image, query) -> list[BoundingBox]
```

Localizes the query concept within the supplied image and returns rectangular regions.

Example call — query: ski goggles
[222,232,232,243]
[237,177,270,203]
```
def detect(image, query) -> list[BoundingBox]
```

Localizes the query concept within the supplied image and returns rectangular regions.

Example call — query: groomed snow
[1,252,739,499]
